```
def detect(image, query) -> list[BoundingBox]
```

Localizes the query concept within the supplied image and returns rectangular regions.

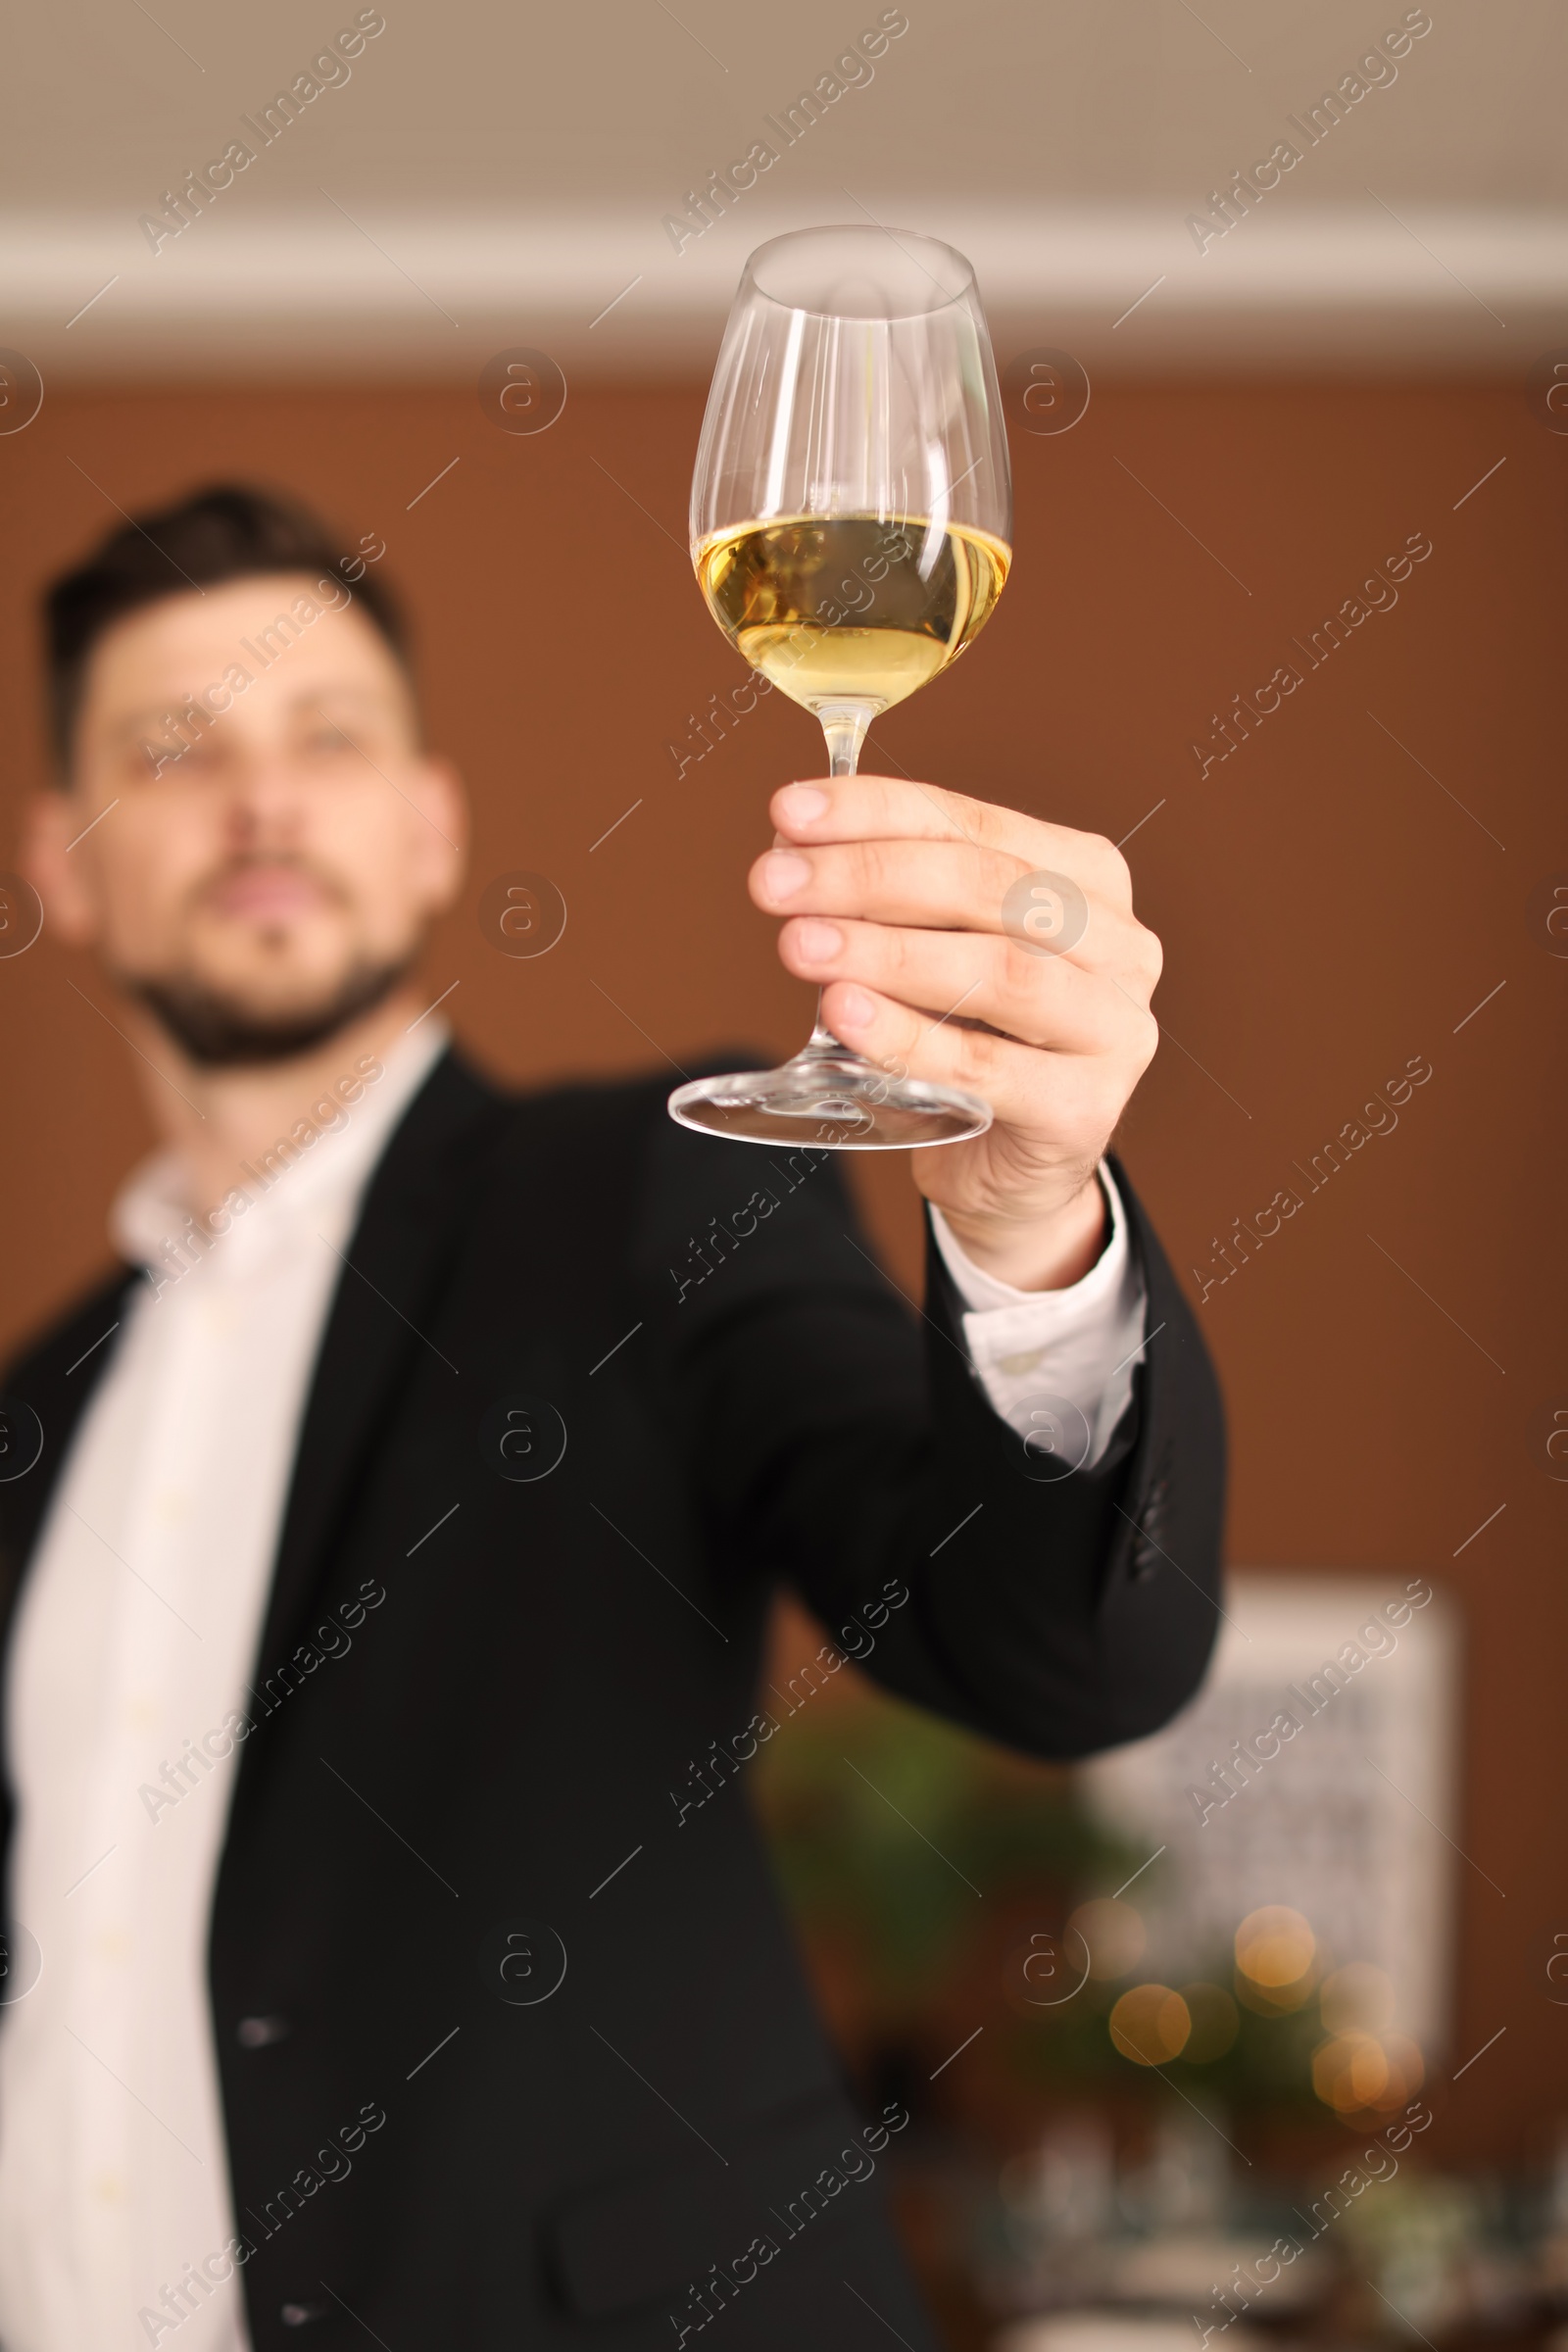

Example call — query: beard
[123,954,414,1068]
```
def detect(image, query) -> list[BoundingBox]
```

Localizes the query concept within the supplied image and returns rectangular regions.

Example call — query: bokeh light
[1313,2029,1389,2109]
[1109,1983,1192,2066]
[1312,2027,1424,2115]
[1234,1905,1318,2009]
[1235,1904,1316,1985]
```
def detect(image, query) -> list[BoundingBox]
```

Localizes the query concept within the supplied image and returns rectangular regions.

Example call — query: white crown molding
[8,203,1567,381]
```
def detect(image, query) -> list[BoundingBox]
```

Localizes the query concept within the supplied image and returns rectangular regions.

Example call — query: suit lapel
[241,1047,509,1701]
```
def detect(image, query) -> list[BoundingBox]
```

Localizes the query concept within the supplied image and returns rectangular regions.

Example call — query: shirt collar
[111,1021,452,1274]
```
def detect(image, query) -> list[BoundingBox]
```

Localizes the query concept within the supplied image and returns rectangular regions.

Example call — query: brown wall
[0,378,1561,2159]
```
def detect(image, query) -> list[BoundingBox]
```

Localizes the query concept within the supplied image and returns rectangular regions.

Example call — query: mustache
[188,852,355,914]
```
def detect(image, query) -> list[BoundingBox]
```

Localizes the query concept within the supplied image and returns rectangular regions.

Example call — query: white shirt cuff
[928,1163,1150,1471]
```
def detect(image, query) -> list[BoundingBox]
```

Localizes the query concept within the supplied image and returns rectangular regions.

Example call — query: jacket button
[237,2014,289,2048]
[1131,1543,1160,1582]
[281,2301,325,2326]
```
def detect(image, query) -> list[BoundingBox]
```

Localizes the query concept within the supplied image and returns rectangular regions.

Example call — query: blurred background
[1,4,1565,2348]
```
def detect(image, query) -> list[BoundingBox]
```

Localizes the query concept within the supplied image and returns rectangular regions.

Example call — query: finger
[752,839,1157,982]
[777,913,1136,1052]
[769,775,1134,907]
[818,979,1152,1135]
[754,837,1021,933]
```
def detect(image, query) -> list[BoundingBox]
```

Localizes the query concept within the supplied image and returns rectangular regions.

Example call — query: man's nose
[218,753,314,837]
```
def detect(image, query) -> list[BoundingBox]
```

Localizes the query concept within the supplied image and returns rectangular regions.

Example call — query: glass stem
[805,702,876,1054]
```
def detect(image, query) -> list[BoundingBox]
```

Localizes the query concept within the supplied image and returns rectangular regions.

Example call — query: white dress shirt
[0,1031,1144,2351]
[930,1164,1147,1471]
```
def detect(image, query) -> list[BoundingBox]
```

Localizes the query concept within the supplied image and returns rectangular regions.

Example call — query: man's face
[26,572,465,1058]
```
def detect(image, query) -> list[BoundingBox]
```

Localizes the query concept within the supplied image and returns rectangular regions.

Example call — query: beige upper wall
[3,0,1563,377]
[8,0,1561,206]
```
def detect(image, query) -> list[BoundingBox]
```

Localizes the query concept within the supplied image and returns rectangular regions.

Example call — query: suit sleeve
[634,1106,1225,1761]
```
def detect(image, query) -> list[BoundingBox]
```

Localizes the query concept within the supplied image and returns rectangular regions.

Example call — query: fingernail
[777,784,828,824]
[761,851,810,903]
[834,986,875,1032]
[793,918,843,964]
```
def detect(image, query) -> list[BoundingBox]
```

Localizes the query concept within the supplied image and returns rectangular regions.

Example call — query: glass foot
[668,1041,991,1151]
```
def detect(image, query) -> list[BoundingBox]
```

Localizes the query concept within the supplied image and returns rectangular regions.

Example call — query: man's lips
[202,867,336,921]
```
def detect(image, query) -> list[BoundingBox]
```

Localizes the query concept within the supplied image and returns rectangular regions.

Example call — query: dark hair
[42,481,412,774]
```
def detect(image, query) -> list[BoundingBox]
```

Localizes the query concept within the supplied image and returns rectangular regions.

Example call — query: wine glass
[667,223,1013,1151]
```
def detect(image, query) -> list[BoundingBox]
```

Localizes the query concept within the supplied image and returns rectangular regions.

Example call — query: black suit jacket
[0,1048,1224,2351]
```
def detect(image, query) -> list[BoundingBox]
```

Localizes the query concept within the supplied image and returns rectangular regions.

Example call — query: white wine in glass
[667,224,1013,1152]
